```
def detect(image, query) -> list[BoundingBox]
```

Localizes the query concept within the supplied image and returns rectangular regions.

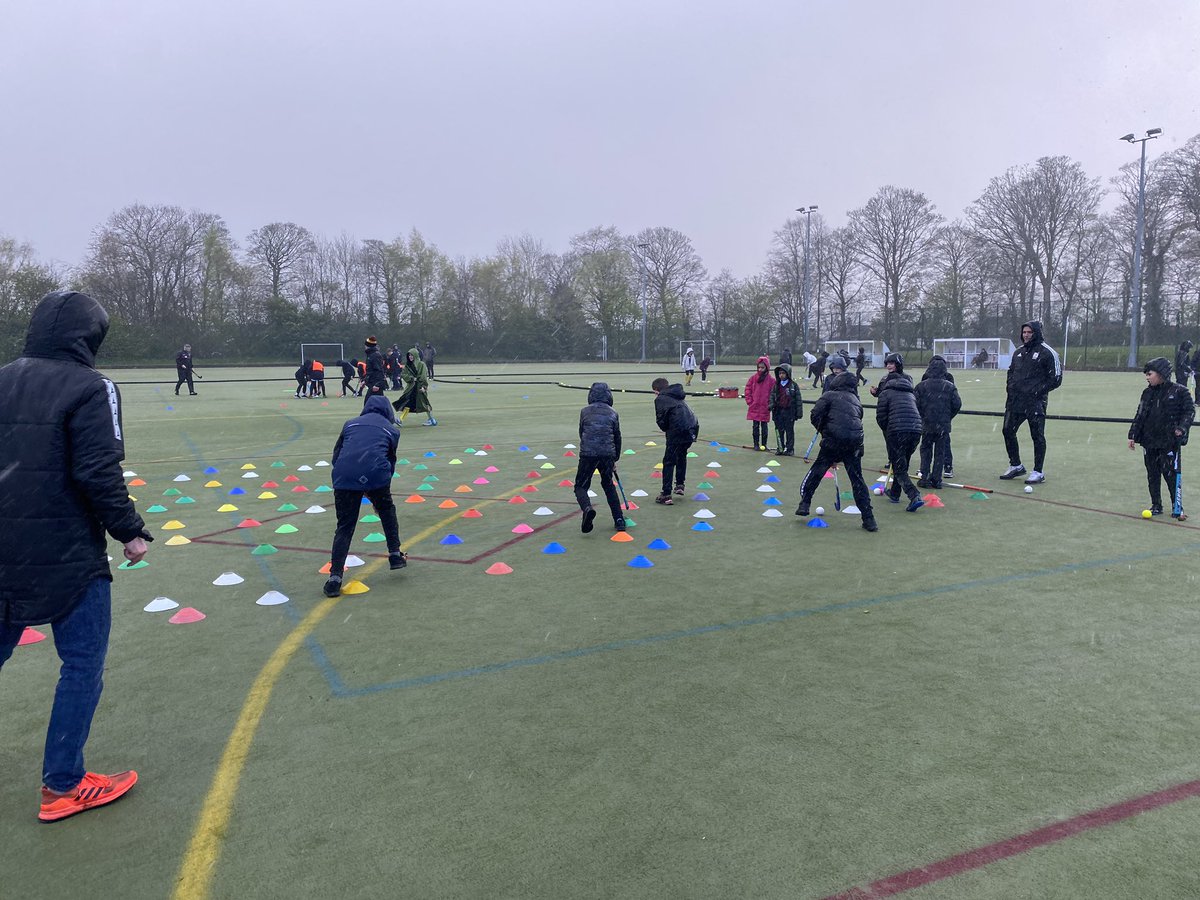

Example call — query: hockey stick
[1173,451,1184,519]
[943,481,994,493]
[802,432,819,462]
[614,468,630,510]
[833,466,842,511]
[192,371,203,380]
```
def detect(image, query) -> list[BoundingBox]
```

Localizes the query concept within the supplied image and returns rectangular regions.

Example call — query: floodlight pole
[796,206,818,351]
[1122,128,1162,369]
[637,242,651,363]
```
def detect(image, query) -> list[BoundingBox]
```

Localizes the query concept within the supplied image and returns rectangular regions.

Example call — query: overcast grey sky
[2,0,1198,278]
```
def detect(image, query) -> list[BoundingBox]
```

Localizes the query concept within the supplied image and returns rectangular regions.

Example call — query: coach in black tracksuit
[915,355,961,489]
[1129,357,1194,518]
[362,337,388,395]
[1001,320,1061,484]
[796,368,877,531]
[874,353,924,511]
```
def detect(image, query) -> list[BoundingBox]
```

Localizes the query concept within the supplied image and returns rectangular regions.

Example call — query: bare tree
[818,226,865,338]
[571,227,636,354]
[633,226,708,343]
[246,222,315,302]
[362,238,410,326]
[849,186,942,348]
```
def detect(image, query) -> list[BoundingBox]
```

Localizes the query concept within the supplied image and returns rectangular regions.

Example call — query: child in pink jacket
[744,356,775,450]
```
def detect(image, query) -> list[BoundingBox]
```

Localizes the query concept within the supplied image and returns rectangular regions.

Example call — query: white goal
[299,343,345,366]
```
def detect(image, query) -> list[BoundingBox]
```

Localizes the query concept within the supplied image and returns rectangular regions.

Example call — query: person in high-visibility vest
[309,360,326,398]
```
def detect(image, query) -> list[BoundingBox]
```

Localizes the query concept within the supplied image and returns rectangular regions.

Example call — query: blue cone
[440,534,464,545]
[807,517,830,528]
[423,451,437,458]
[229,487,245,495]
[691,522,714,532]
[628,555,655,568]
[361,496,371,504]
[542,542,567,554]
[717,446,730,453]
[204,466,219,474]
[763,496,782,506]
[647,538,671,550]
[765,474,781,483]
[692,492,710,501]
[519,445,530,451]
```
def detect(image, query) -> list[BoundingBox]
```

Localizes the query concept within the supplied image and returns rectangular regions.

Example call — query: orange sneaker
[39,770,138,822]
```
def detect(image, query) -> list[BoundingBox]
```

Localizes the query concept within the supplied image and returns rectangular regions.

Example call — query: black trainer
[614,519,626,532]
[795,500,810,516]
[862,518,879,532]
[323,576,342,598]
[389,552,408,570]
[581,507,596,533]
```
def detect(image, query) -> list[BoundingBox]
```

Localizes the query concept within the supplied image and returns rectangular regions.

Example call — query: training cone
[462,509,483,518]
[923,494,945,507]
[691,522,714,532]
[440,534,464,545]
[486,562,513,575]
[693,492,710,501]
[542,542,567,554]
[627,555,655,568]
[508,496,527,504]
[843,505,861,515]
[251,544,278,555]
[971,492,989,500]
[341,581,369,595]
[212,572,244,586]
[144,597,179,612]
[511,523,534,534]
[611,532,634,543]
[647,538,671,550]
[168,607,206,624]
[18,627,46,645]
[693,509,716,519]
[164,535,191,546]
[763,497,782,506]
[256,591,289,606]
[762,509,784,518]
[807,518,830,528]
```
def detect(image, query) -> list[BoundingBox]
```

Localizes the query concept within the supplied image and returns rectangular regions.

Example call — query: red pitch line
[824,779,1200,899]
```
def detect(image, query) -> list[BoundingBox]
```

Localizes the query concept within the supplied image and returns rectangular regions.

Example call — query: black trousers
[856,365,867,385]
[918,428,949,485]
[340,376,354,395]
[662,438,692,490]
[573,455,624,523]
[1003,399,1047,471]
[773,414,796,453]
[885,432,922,501]
[1143,445,1182,511]
[175,368,194,394]
[751,420,770,449]
[330,487,400,576]
[799,438,875,521]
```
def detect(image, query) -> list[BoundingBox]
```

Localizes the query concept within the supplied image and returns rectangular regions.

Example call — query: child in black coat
[914,356,961,489]
[1128,357,1194,518]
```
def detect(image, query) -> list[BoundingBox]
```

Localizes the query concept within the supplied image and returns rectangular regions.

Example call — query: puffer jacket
[1129,381,1194,448]
[364,345,388,391]
[655,383,698,440]
[809,372,864,445]
[914,358,962,431]
[744,356,774,421]
[875,372,922,435]
[578,382,622,458]
[0,291,150,627]
[769,364,802,422]
[331,395,400,490]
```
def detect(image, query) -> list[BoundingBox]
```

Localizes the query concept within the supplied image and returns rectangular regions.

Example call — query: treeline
[2,134,1199,365]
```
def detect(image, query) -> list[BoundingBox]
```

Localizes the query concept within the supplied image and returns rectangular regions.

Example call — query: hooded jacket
[809,372,864,446]
[769,364,802,421]
[578,382,622,458]
[914,357,962,431]
[1129,379,1194,449]
[1006,321,1062,401]
[744,356,775,421]
[1176,342,1193,379]
[364,343,388,390]
[655,383,698,441]
[875,372,923,436]
[332,395,400,490]
[391,348,432,414]
[0,291,150,627]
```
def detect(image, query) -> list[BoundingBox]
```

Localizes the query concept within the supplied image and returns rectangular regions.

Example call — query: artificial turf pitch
[3,364,1200,899]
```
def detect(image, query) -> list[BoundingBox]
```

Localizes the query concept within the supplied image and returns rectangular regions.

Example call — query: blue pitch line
[178,430,347,692]
[330,541,1200,699]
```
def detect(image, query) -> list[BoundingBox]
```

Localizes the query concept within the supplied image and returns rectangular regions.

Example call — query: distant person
[423,341,437,378]
[682,347,697,386]
[652,377,699,503]
[391,347,436,425]
[387,345,404,390]
[796,357,878,532]
[780,347,793,366]
[335,358,358,397]
[919,354,958,479]
[971,347,990,368]
[1128,357,1194,519]
[1000,320,1062,484]
[874,352,925,512]
[1175,340,1193,388]
[744,356,775,451]
[294,361,310,399]
[699,355,713,382]
[854,347,868,385]
[769,362,803,455]
[801,349,817,379]
[323,394,407,597]
[309,359,326,397]
[363,336,388,394]
[175,343,196,396]
[810,350,829,389]
[914,355,961,490]
[0,290,152,822]
[573,382,626,534]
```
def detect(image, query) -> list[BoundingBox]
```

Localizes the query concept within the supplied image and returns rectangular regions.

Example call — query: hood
[1182,341,1194,352]
[880,372,915,392]
[664,383,686,400]
[756,355,770,369]
[925,356,949,379]
[824,371,859,393]
[587,382,614,405]
[362,394,397,423]
[827,355,848,372]
[774,364,792,380]
[22,290,109,367]
[1022,321,1044,345]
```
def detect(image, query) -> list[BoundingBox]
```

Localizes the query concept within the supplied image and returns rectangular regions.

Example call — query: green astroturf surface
[4,364,1200,899]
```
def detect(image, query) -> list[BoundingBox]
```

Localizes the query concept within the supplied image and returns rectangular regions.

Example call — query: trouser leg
[1002,407,1027,466]
[595,458,623,522]
[330,489,365,576]
[890,432,921,500]
[367,487,401,553]
[841,450,875,520]
[574,458,596,510]
[1029,408,1047,472]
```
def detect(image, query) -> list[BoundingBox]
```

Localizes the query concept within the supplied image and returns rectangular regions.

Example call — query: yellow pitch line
[171,476,549,899]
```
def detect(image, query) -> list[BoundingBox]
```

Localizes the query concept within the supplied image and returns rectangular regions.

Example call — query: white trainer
[1024,470,1045,484]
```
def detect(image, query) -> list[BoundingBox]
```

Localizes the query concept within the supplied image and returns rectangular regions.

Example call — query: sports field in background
[4,362,1200,900]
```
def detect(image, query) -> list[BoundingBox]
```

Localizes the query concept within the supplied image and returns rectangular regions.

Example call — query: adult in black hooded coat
[1001,320,1061,484]
[0,290,151,819]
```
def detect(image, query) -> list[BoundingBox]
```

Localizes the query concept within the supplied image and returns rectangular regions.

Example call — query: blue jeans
[0,577,111,792]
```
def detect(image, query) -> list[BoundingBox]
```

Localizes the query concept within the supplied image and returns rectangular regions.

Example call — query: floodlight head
[1120,133,1136,142]
[1147,127,1163,136]
[809,205,819,211]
